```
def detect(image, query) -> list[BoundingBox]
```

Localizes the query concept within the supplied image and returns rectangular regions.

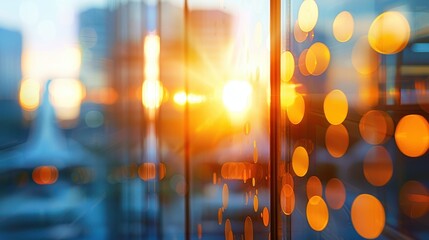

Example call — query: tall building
[0,28,22,100]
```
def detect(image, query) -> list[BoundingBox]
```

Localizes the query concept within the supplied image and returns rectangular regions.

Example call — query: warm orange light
[138,162,166,181]
[351,194,385,239]
[324,89,348,125]
[244,216,253,240]
[400,181,429,218]
[281,82,296,109]
[32,166,58,185]
[281,184,295,215]
[142,80,164,110]
[281,51,295,82]
[298,0,318,32]
[222,80,252,114]
[225,219,233,240]
[144,34,160,81]
[222,183,229,209]
[368,11,410,54]
[306,42,330,76]
[325,124,349,158]
[287,93,305,125]
[19,78,40,111]
[363,146,393,187]
[298,49,310,76]
[262,207,269,227]
[306,196,329,231]
[333,11,354,42]
[325,178,346,210]
[359,110,394,145]
[395,114,429,157]
[50,78,84,121]
[292,146,309,177]
[218,208,223,225]
[306,176,322,200]
[294,21,308,43]
[173,91,205,105]
[253,195,259,212]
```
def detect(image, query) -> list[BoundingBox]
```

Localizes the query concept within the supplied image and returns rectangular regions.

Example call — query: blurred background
[0,0,428,239]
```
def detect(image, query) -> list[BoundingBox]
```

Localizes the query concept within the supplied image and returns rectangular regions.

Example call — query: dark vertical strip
[270,0,281,239]
[184,1,191,240]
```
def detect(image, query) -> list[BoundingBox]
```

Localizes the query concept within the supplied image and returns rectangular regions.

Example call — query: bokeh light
[306,42,330,76]
[352,36,380,75]
[325,124,349,158]
[292,146,309,177]
[287,93,305,125]
[351,194,385,239]
[306,176,322,200]
[253,195,259,212]
[399,181,429,218]
[359,110,394,145]
[281,82,296,109]
[49,78,84,121]
[225,219,233,240]
[299,49,310,76]
[306,196,329,231]
[368,11,410,54]
[222,183,229,209]
[19,78,41,111]
[32,166,58,185]
[262,207,269,227]
[142,80,164,110]
[324,89,348,125]
[325,178,346,210]
[395,114,429,157]
[281,184,295,215]
[294,21,308,43]
[333,11,354,42]
[363,146,393,187]
[281,51,295,82]
[298,0,318,32]
[244,216,253,240]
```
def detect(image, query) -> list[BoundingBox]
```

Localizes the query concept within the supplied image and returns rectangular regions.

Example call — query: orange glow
[368,11,410,54]
[324,89,348,125]
[225,219,233,240]
[352,36,380,75]
[142,80,164,110]
[282,172,294,189]
[325,124,349,158]
[222,183,229,209]
[49,78,84,121]
[253,195,259,212]
[298,49,310,76]
[32,166,58,185]
[400,181,429,218]
[292,146,309,177]
[262,207,269,227]
[351,194,385,239]
[359,110,394,145]
[306,196,329,231]
[222,80,252,114]
[218,208,223,225]
[173,91,205,105]
[298,0,318,32]
[363,146,393,187]
[306,42,330,76]
[281,184,295,215]
[221,162,260,181]
[281,82,296,109]
[253,141,258,163]
[294,21,308,43]
[19,78,40,111]
[333,11,354,42]
[306,176,322,200]
[197,224,202,239]
[281,51,295,82]
[244,216,253,240]
[325,178,346,210]
[287,93,305,125]
[395,114,429,157]
[138,163,165,181]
